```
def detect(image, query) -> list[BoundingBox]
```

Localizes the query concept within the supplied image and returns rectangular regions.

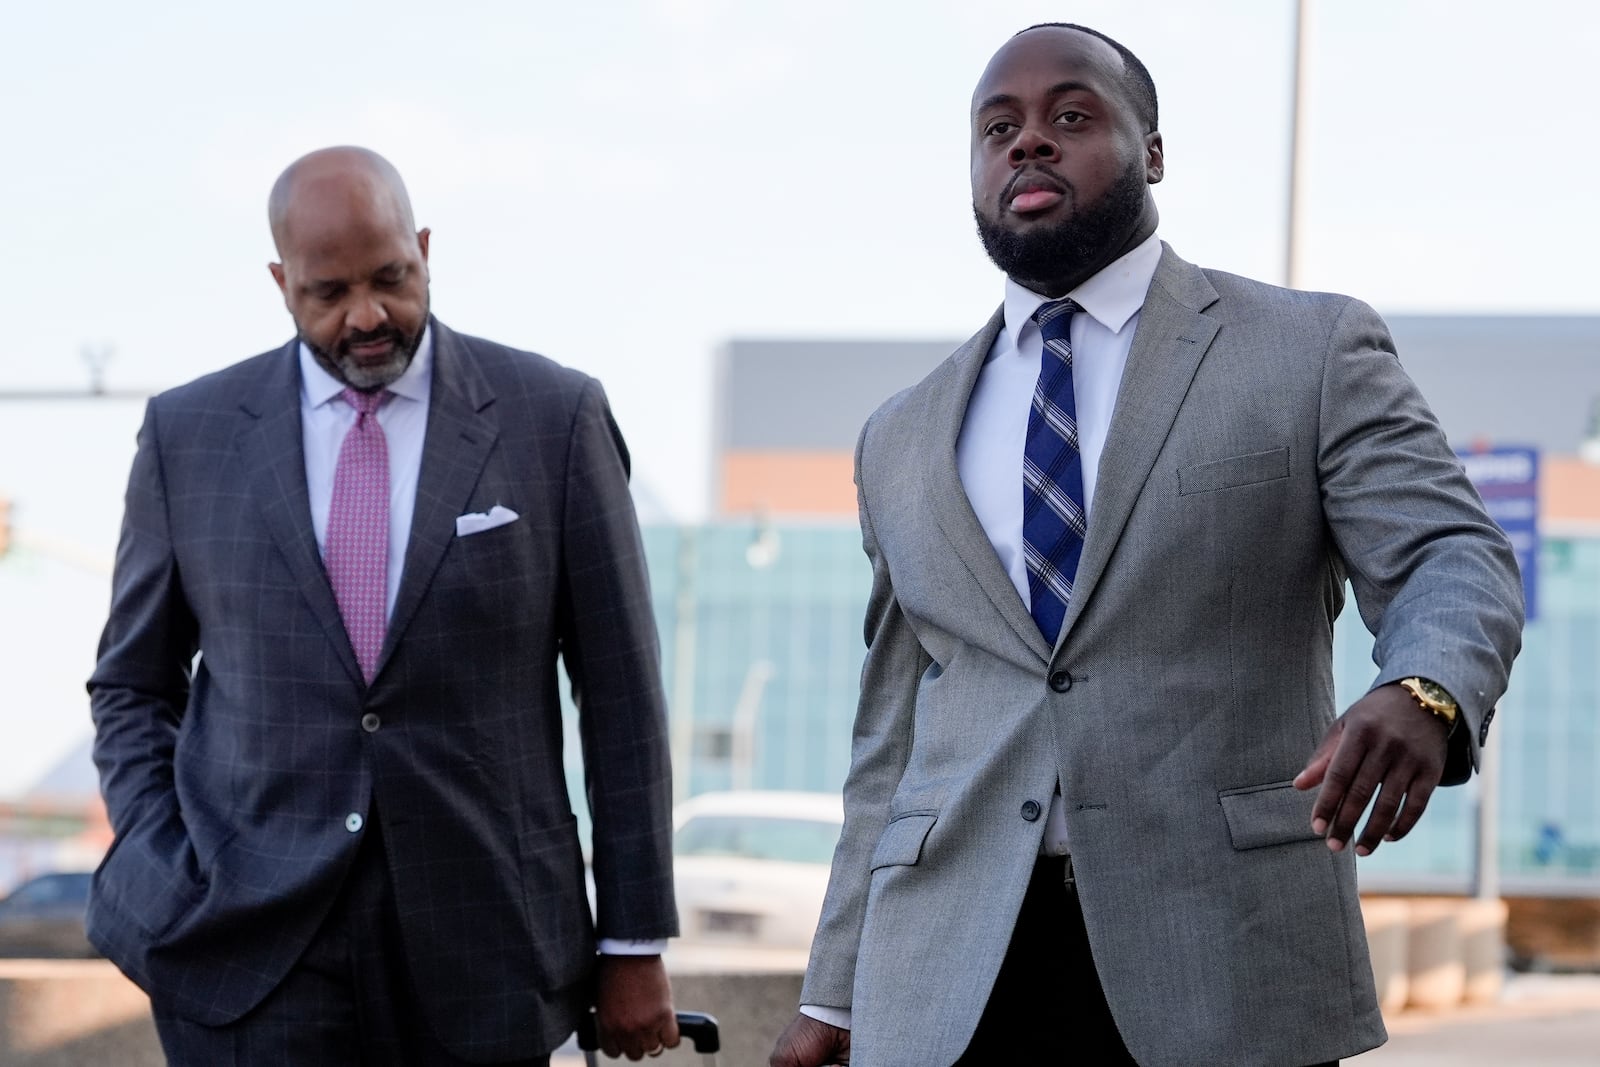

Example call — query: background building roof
[1386,315,1599,456]
[717,315,1600,457]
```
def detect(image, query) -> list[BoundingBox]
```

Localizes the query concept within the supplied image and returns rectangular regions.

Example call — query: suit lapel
[375,321,499,678]
[235,341,366,687]
[1054,247,1221,650]
[924,308,1055,665]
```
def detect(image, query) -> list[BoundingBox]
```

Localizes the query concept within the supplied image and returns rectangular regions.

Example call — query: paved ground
[1352,973,1600,1066]
[555,973,1600,1066]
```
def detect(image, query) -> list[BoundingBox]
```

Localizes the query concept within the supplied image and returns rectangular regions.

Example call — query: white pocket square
[455,505,520,537]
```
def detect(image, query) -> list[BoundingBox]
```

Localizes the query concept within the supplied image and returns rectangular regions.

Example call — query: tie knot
[341,387,390,419]
[1033,297,1080,342]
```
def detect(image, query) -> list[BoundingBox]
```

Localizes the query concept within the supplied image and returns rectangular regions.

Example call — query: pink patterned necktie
[326,387,392,683]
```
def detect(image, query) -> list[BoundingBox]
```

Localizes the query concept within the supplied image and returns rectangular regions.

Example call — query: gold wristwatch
[1398,677,1459,731]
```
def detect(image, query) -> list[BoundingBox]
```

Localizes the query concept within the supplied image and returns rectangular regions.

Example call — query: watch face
[1417,679,1452,705]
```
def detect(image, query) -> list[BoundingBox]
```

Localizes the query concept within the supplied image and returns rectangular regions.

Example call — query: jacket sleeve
[1316,297,1524,782]
[88,400,199,836]
[86,400,207,915]
[799,412,930,1010]
[558,379,679,941]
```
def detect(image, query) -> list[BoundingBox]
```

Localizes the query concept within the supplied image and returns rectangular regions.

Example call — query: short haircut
[1018,23,1159,134]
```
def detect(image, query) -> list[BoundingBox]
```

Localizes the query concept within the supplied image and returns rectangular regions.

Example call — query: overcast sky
[1,0,1597,795]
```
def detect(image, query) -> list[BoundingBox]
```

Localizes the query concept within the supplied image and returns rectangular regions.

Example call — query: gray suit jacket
[801,248,1522,1067]
[87,319,677,1061]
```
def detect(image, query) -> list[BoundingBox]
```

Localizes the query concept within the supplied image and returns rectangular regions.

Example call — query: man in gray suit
[89,147,680,1064]
[771,23,1522,1067]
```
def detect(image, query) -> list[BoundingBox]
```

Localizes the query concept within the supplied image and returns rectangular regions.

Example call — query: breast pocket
[1177,447,1290,496]
[438,513,549,595]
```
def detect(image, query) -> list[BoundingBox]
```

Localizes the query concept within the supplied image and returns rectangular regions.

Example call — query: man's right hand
[769,1012,850,1066]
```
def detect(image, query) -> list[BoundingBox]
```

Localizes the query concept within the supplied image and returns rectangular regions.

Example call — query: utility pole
[0,343,149,400]
[1284,0,1312,289]
[1474,741,1500,900]
[0,344,142,572]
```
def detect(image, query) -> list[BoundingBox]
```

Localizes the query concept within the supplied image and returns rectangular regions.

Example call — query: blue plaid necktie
[1023,298,1087,643]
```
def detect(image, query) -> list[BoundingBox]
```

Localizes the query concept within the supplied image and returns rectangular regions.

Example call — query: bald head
[266,146,432,391]
[268,146,417,258]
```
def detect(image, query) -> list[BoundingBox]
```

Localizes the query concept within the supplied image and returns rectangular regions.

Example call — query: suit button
[1021,799,1042,821]
[345,813,364,833]
[1049,670,1072,693]
[361,713,381,733]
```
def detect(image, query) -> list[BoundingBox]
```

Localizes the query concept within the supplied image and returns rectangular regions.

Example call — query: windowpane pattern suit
[88,319,677,1062]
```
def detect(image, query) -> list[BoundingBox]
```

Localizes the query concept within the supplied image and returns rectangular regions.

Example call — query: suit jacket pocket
[869,812,937,870]
[516,814,594,988]
[92,810,208,941]
[1177,447,1290,495]
[1218,780,1321,850]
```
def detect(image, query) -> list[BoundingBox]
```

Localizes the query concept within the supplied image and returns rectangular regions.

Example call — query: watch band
[1398,676,1459,730]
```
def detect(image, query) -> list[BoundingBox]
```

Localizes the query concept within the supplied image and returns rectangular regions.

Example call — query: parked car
[670,790,843,954]
[0,871,97,958]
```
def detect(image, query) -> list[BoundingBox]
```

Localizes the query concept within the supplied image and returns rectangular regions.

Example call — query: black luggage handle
[576,1010,720,1054]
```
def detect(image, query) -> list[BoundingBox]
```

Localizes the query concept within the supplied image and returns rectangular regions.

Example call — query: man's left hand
[595,954,680,1060]
[1294,683,1451,856]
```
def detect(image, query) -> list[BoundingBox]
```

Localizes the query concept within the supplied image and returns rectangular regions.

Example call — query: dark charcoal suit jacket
[87,318,677,1061]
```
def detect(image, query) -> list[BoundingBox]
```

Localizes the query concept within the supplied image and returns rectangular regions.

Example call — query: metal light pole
[1284,0,1312,289]
[730,661,775,792]
[668,529,700,804]
[1474,739,1500,900]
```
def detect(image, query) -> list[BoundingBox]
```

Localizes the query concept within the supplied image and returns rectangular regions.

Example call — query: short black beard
[974,157,1149,292]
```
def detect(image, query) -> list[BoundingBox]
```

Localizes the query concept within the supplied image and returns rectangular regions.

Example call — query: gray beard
[322,345,414,391]
[303,303,428,391]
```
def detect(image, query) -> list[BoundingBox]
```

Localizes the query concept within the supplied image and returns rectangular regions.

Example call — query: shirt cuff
[598,938,668,955]
[800,1003,852,1030]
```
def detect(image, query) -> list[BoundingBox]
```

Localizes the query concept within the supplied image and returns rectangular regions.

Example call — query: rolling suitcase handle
[577,1010,720,1065]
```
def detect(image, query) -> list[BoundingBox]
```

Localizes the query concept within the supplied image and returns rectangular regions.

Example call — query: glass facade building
[1346,536,1600,894]
[566,522,1600,895]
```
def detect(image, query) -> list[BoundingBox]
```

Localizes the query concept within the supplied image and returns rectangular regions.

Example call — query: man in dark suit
[771,23,1521,1067]
[88,146,680,1065]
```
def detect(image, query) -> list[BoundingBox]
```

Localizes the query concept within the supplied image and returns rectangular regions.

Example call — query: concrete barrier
[1460,897,1510,1004]
[0,896,1522,1065]
[1377,895,1512,1013]
[1360,896,1412,1013]
[1404,897,1467,1011]
[0,958,809,1067]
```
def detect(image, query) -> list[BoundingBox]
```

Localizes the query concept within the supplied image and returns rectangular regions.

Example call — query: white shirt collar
[1002,232,1164,347]
[298,323,435,408]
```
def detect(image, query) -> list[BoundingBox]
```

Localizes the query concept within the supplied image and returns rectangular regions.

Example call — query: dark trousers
[153,811,550,1067]
[952,856,1338,1067]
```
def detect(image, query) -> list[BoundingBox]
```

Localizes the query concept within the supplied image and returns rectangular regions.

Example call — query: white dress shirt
[957,232,1163,606]
[299,328,660,958]
[299,328,434,621]
[801,234,1164,1031]
[959,233,1162,860]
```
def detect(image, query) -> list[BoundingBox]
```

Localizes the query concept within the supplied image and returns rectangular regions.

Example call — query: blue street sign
[1457,445,1539,622]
